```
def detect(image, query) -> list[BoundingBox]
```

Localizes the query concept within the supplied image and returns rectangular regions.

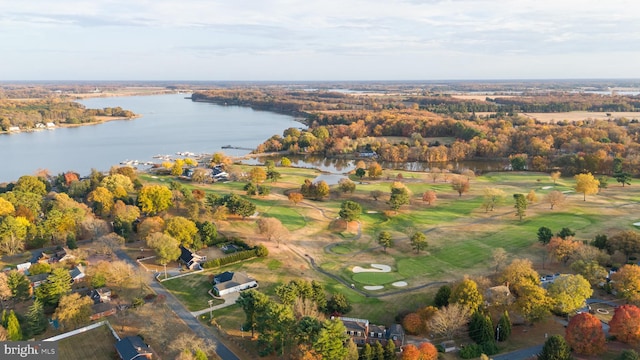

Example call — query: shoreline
[0,115,142,135]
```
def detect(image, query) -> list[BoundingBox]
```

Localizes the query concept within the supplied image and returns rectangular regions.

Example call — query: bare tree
[169,332,215,359]
[256,217,288,247]
[491,248,508,274]
[546,190,565,210]
[428,303,471,339]
[94,232,125,256]
[0,272,11,309]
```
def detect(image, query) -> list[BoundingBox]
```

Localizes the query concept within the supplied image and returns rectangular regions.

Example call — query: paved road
[115,250,240,360]
[492,344,542,360]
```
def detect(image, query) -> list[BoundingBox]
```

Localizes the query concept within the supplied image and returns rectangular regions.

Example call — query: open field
[522,111,640,123]
[57,324,117,360]
[162,271,224,311]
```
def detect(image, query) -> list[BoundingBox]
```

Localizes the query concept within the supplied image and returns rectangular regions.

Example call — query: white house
[212,271,257,296]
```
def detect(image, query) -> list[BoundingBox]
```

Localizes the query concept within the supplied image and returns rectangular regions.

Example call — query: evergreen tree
[618,350,640,360]
[434,285,451,307]
[6,310,22,341]
[373,341,385,360]
[313,319,349,360]
[537,227,554,244]
[360,343,373,360]
[538,335,572,360]
[469,312,494,344]
[35,268,72,306]
[384,338,396,360]
[497,310,512,342]
[26,299,47,336]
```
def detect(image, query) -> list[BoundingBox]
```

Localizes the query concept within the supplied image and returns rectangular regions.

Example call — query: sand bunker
[363,285,384,290]
[542,186,553,190]
[352,264,392,273]
[633,222,640,227]
[392,281,408,287]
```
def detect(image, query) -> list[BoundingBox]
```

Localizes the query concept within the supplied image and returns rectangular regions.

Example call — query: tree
[219,193,256,217]
[338,178,356,194]
[515,284,551,324]
[513,193,527,220]
[592,234,608,250]
[428,303,471,339]
[54,293,93,329]
[401,344,420,360]
[373,341,384,360]
[452,178,470,197]
[377,231,394,252]
[384,339,396,360]
[611,265,640,304]
[547,236,581,265]
[537,227,554,245]
[327,293,351,315]
[618,350,640,360]
[565,312,605,355]
[6,310,21,340]
[410,232,427,254]
[469,311,495,345]
[164,216,199,248]
[100,173,133,198]
[137,216,165,240]
[614,172,632,187]
[550,171,561,184]
[547,274,592,315]
[0,272,10,307]
[370,190,383,201]
[288,192,304,205]
[388,182,410,211]
[0,198,15,217]
[546,190,565,210]
[355,168,366,179]
[35,268,72,306]
[196,221,217,246]
[237,290,270,338]
[339,200,362,223]
[249,167,267,184]
[510,154,527,171]
[137,185,173,215]
[610,305,640,345]
[538,335,571,360]
[368,162,383,179]
[6,270,30,301]
[574,173,600,201]
[526,189,537,203]
[499,258,541,292]
[146,233,181,268]
[14,175,47,196]
[402,312,423,335]
[608,230,640,262]
[28,262,51,276]
[491,247,508,274]
[434,285,451,308]
[557,227,576,239]
[450,278,483,312]
[256,217,288,247]
[497,310,511,342]
[422,190,437,205]
[570,260,608,286]
[482,188,505,212]
[313,319,349,360]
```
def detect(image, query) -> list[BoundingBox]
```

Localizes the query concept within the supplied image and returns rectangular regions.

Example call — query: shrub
[459,344,482,359]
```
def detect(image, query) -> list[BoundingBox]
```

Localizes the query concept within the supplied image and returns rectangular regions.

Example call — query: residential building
[178,245,206,270]
[212,271,257,296]
[115,336,152,360]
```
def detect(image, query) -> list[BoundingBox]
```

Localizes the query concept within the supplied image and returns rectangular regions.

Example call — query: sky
[1,0,639,81]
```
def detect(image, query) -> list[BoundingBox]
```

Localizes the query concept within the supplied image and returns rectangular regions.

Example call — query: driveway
[191,292,240,317]
[115,249,240,360]
[492,344,542,360]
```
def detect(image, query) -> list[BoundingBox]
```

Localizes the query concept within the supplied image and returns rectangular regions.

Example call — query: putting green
[352,272,404,285]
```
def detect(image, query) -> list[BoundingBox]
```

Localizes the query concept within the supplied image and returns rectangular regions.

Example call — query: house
[46,122,56,128]
[178,245,206,270]
[35,123,46,129]
[89,287,112,304]
[90,302,116,321]
[31,248,75,264]
[16,262,31,273]
[8,126,20,132]
[69,265,86,283]
[212,271,257,296]
[115,336,152,360]
[338,316,405,347]
[27,273,49,291]
[485,284,514,307]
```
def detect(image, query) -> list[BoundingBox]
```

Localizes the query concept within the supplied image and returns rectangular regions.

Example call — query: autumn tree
[538,335,571,360]
[377,231,394,252]
[550,171,561,184]
[547,274,592,315]
[402,312,423,335]
[388,182,410,211]
[146,233,181,269]
[54,293,93,329]
[513,193,527,220]
[256,217,288,247]
[401,344,420,360]
[137,216,165,240]
[428,303,471,339]
[546,190,565,210]
[574,172,600,201]
[410,232,427,254]
[565,312,605,355]
[288,192,304,205]
[338,200,362,223]
[547,236,581,265]
[338,178,356,194]
[249,167,267,184]
[609,304,640,344]
[491,248,508,274]
[370,190,384,201]
[137,185,173,215]
[499,258,541,292]
[482,187,505,212]
[611,265,640,303]
[526,189,537,203]
[515,284,551,324]
[417,342,438,360]
[164,216,199,248]
[452,178,470,197]
[368,162,383,179]
[450,277,483,312]
[608,230,640,263]
[422,190,437,205]
[0,198,15,217]
[570,260,608,286]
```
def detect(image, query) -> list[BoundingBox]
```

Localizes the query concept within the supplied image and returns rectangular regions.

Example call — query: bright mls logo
[2,342,58,360]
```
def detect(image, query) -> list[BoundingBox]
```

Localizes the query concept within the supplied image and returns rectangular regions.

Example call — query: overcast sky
[1,0,639,81]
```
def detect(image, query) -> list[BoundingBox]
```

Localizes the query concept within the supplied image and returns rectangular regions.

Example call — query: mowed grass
[58,324,117,360]
[162,271,223,311]
[352,272,404,285]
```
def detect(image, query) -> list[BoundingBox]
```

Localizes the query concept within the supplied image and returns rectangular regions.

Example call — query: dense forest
[194,89,640,176]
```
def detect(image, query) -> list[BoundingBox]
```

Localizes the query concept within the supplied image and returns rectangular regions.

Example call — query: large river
[1,94,302,183]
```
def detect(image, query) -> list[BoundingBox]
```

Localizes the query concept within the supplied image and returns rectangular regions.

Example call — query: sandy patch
[542,186,553,190]
[366,211,379,214]
[363,285,384,290]
[392,281,408,287]
[633,222,640,227]
[352,264,392,273]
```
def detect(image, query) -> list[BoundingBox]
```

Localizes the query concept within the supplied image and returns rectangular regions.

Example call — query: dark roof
[69,265,85,279]
[115,336,151,360]
[178,245,197,265]
[30,250,44,264]
[213,271,234,284]
[92,302,115,314]
[27,273,49,283]
[387,324,404,336]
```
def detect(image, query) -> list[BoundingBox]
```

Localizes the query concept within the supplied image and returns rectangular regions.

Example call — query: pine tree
[384,339,396,360]
[26,299,48,336]
[360,343,373,360]
[6,310,22,341]
[373,341,384,360]
[497,310,511,342]
[538,335,571,360]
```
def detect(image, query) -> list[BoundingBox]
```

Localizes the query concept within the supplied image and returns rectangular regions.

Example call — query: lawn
[57,324,117,360]
[162,271,223,311]
[351,271,404,285]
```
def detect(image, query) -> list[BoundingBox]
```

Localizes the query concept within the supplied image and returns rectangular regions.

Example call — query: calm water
[1,94,302,183]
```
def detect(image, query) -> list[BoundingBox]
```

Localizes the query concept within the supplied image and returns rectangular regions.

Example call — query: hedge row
[202,245,268,269]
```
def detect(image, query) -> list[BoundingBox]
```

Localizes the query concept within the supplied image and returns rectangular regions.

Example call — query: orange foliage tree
[417,342,438,360]
[402,312,423,335]
[401,344,420,360]
[609,304,640,344]
[565,313,605,355]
